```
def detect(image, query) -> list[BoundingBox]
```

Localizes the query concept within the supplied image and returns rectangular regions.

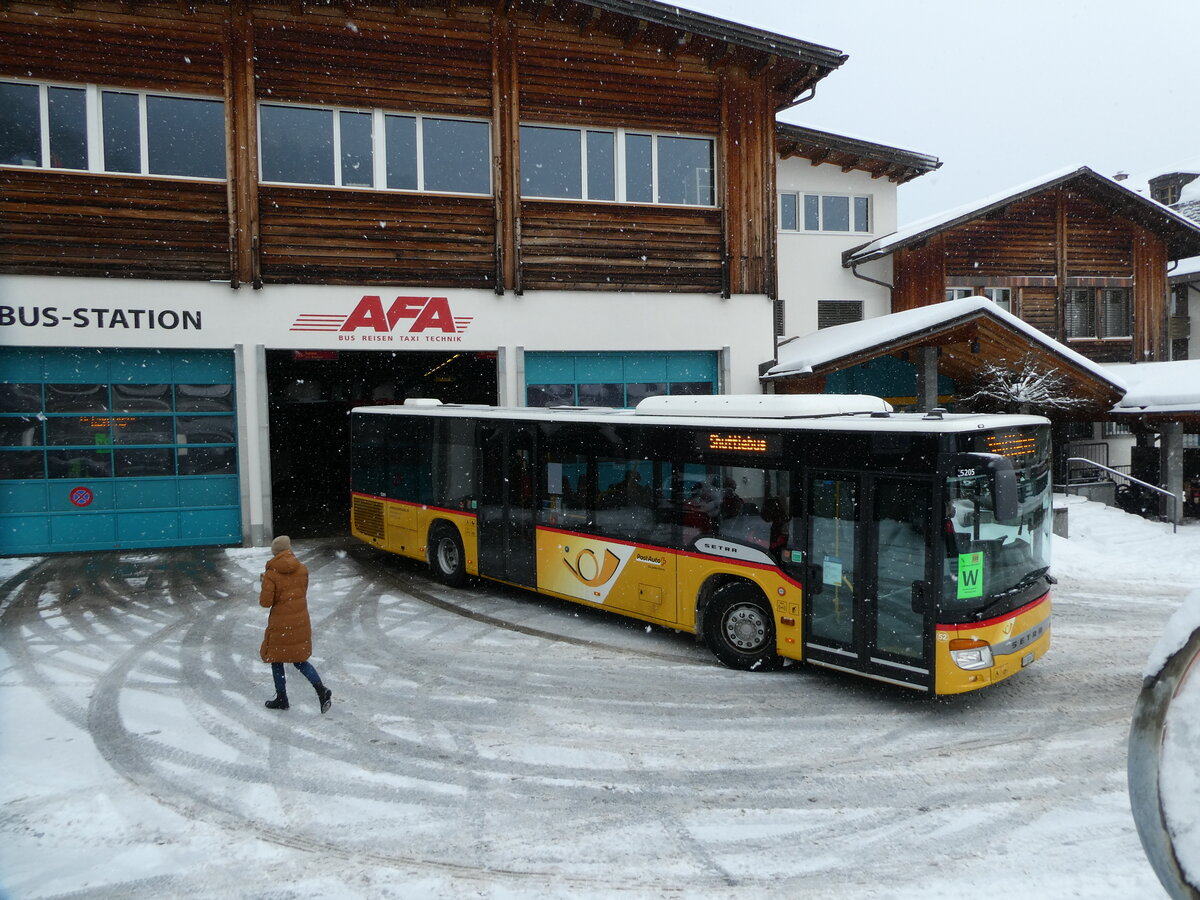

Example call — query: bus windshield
[942,455,1052,618]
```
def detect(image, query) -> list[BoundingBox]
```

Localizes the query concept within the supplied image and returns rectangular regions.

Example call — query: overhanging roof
[1110,360,1200,425]
[548,0,847,107]
[844,166,1200,266]
[763,298,1127,413]
[776,123,941,185]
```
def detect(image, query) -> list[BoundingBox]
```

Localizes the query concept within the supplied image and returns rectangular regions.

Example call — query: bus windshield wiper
[975,567,1051,619]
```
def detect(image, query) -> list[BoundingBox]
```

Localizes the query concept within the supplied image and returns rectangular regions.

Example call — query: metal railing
[1066,457,1179,533]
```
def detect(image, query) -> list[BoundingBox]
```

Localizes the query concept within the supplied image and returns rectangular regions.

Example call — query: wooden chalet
[0,0,847,296]
[843,167,1200,365]
[0,0,857,554]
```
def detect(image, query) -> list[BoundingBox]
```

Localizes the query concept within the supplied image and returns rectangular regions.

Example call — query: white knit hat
[270,535,292,555]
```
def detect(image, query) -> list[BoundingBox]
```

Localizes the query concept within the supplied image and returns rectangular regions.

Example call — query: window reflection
[177,416,235,443]
[577,383,623,407]
[112,416,173,444]
[0,450,43,479]
[424,118,490,194]
[657,136,712,205]
[176,384,233,412]
[0,416,40,446]
[0,82,41,166]
[520,125,582,199]
[46,384,109,412]
[47,416,111,446]
[113,383,172,412]
[586,130,615,201]
[146,95,225,179]
[624,133,653,203]
[179,446,236,475]
[47,449,113,479]
[526,384,575,408]
[48,87,87,170]
[339,110,373,188]
[0,383,42,413]
[260,104,333,185]
[384,114,417,190]
[115,448,175,477]
[102,90,141,173]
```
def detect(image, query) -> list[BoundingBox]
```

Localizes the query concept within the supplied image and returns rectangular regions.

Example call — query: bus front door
[477,423,537,588]
[804,473,933,690]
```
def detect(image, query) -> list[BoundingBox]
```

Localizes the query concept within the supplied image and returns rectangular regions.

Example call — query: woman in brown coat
[260,535,332,713]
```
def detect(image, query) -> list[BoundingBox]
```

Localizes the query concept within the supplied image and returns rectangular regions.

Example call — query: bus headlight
[949,638,993,670]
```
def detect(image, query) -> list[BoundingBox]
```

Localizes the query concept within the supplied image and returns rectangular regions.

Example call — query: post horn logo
[563,547,622,588]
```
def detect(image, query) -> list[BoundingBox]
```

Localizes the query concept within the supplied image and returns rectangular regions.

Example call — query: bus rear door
[803,472,934,690]
[477,422,537,587]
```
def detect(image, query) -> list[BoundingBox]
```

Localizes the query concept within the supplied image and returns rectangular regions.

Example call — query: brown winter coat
[259,550,313,663]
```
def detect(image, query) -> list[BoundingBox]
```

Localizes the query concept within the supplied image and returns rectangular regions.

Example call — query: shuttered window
[817,300,865,329]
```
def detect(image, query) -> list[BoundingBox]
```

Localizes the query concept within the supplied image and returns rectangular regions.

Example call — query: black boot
[315,683,332,714]
[265,693,289,710]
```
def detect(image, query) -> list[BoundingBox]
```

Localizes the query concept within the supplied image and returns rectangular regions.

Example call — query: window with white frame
[519,124,715,206]
[258,102,491,195]
[0,79,225,179]
[945,286,1012,313]
[779,192,870,233]
[1065,287,1131,339]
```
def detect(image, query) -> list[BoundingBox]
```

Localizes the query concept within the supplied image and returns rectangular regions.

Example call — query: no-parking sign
[69,486,94,508]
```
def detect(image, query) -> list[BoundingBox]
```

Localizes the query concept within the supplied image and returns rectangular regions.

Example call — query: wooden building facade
[0,0,848,554]
[0,0,845,296]
[844,168,1200,366]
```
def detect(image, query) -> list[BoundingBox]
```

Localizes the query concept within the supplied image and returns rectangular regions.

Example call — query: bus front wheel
[704,583,781,671]
[428,523,467,587]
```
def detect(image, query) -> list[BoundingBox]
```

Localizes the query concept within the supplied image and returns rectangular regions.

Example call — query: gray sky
[684,0,1200,225]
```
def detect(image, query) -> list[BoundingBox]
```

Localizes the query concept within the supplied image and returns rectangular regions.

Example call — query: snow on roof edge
[766,297,1129,392]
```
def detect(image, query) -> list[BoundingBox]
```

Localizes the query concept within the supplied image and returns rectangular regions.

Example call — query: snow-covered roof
[765,297,1128,392]
[1109,360,1200,415]
[844,165,1200,265]
[1171,256,1200,281]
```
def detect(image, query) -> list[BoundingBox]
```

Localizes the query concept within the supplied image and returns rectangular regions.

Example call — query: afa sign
[290,295,473,345]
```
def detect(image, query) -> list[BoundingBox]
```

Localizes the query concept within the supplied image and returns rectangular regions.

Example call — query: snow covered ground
[1,495,1199,898]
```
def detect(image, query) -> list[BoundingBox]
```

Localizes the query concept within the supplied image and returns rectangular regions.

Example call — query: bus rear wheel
[428,523,467,587]
[704,583,781,671]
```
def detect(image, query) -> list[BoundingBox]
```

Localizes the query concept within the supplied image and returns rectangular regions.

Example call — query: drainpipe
[849,260,894,297]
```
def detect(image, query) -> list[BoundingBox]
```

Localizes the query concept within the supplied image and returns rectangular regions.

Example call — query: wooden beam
[623,19,645,50]
[577,6,597,36]
[807,149,831,167]
[705,42,731,67]
[749,54,777,78]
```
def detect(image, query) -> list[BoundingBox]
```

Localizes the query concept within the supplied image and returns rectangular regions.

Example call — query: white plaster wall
[775,158,898,340]
[0,275,772,396]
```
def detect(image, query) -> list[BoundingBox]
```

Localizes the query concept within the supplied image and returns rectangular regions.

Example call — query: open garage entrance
[266,350,497,537]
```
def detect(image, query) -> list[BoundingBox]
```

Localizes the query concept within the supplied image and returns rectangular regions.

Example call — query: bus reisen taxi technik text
[348,395,1054,695]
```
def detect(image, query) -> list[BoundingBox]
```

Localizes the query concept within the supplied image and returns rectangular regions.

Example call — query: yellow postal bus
[349,395,1053,694]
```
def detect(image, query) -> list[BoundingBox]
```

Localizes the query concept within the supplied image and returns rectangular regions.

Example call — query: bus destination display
[700,432,781,456]
[983,431,1038,459]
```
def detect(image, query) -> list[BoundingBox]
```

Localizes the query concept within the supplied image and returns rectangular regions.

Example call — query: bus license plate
[1022,652,1035,667]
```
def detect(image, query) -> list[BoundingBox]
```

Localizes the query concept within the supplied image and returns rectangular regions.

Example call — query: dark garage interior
[266,349,497,537]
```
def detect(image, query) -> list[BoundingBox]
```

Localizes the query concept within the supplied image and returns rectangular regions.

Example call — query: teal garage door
[0,348,240,555]
[525,352,717,408]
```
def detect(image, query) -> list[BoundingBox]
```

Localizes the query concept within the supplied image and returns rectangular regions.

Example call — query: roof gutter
[780,83,817,111]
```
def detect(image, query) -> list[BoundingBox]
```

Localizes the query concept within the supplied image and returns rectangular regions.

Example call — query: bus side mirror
[990,457,1019,523]
[950,452,1019,524]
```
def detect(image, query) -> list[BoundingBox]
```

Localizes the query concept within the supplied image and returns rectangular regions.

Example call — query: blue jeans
[272,661,321,695]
